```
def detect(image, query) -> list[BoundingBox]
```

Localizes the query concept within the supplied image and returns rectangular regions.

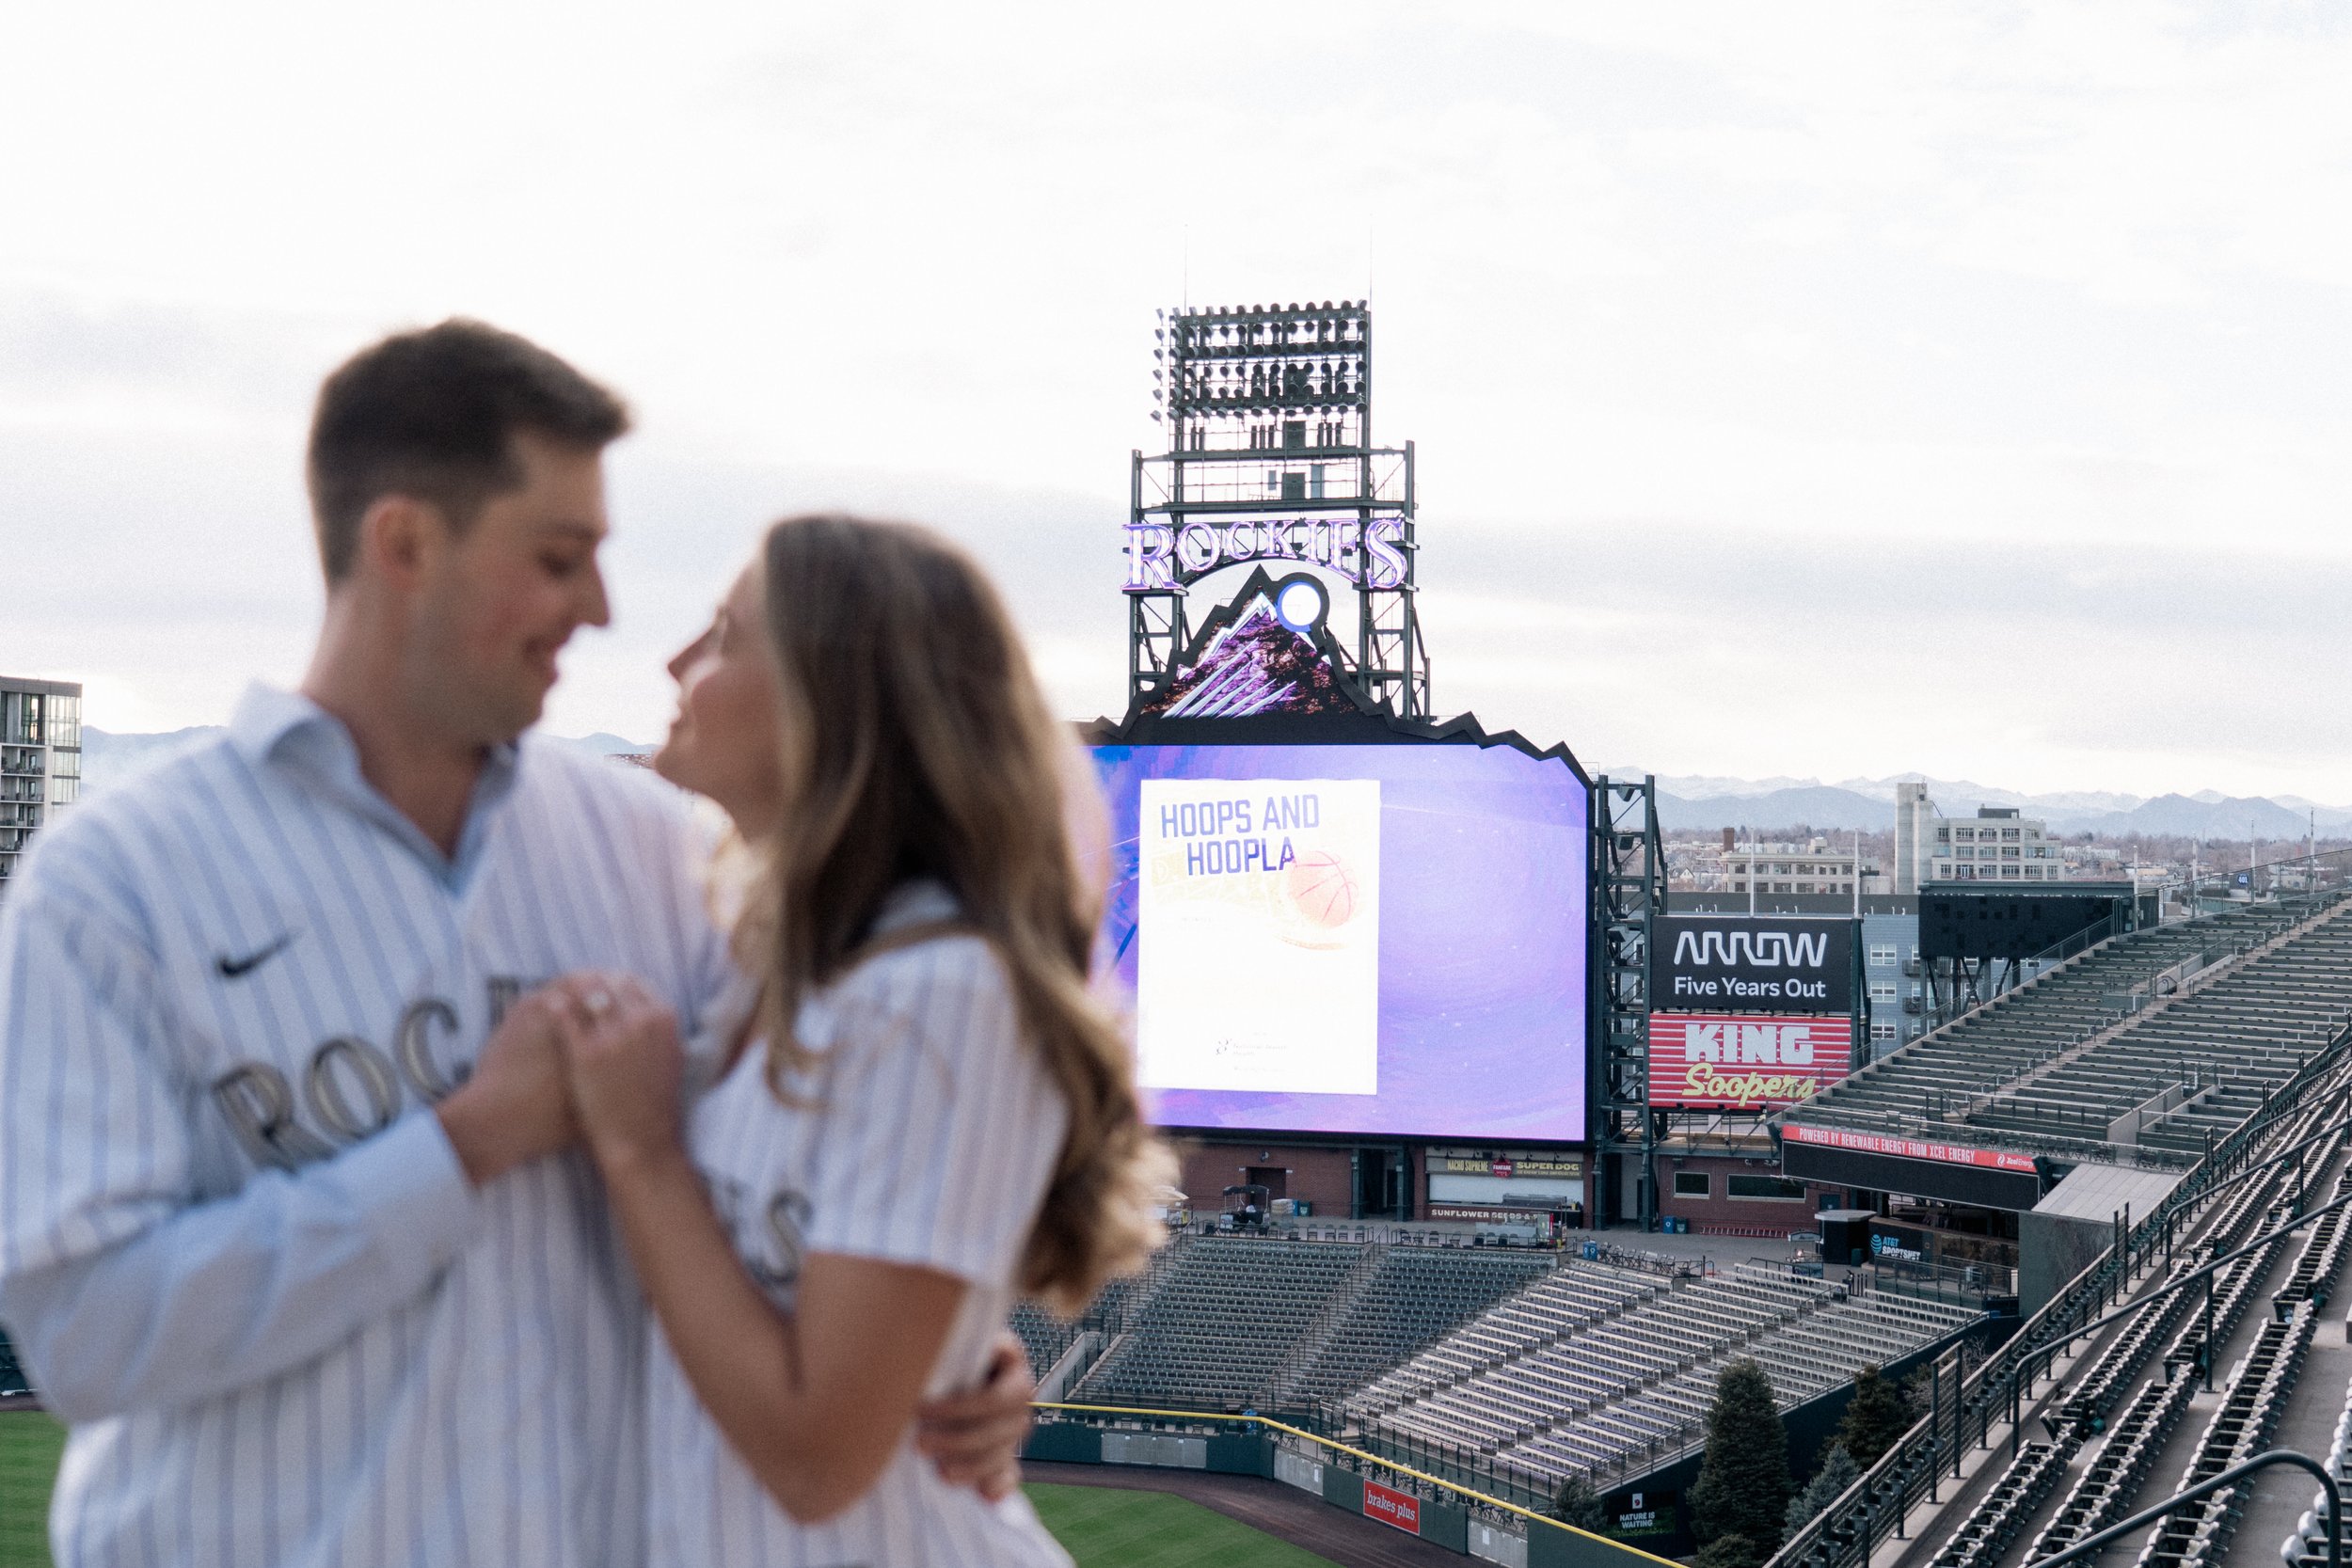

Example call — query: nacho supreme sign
[1648,1014,1855,1110]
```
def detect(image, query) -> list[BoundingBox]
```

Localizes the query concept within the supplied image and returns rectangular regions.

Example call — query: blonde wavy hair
[736,514,1170,1315]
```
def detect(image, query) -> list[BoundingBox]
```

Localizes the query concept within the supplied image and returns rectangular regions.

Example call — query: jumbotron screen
[1089,742,1590,1139]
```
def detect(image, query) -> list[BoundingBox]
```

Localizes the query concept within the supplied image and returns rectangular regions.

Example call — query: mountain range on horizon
[1600,767,2352,839]
[63,728,2349,842]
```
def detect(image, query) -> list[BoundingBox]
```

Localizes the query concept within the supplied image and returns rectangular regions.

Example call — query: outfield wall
[1027,1307,2006,1565]
[1026,1410,1670,1567]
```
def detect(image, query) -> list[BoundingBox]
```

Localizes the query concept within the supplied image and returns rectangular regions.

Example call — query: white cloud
[5,2,2352,802]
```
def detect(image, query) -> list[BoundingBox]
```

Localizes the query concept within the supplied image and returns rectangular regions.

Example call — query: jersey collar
[869,879,961,936]
[229,683,522,895]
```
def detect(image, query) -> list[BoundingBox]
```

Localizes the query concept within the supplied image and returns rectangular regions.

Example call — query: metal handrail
[2183,844,2352,906]
[2008,1180,2352,1400]
[2018,1449,2337,1568]
[1767,1024,2352,1568]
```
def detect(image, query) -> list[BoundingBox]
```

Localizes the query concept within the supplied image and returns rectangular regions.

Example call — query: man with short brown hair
[0,320,1029,1568]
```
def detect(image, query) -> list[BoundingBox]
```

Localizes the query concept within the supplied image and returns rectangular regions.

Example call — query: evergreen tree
[1690,1359,1793,1556]
[1836,1363,1911,1468]
[1692,1533,1760,1568]
[1554,1472,1609,1532]
[1785,1443,1860,1535]
[1902,1365,1936,1423]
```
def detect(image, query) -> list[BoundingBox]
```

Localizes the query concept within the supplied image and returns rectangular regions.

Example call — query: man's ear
[352,494,443,592]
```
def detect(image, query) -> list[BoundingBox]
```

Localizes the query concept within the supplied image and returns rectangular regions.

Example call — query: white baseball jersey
[0,685,733,1568]
[647,881,1072,1567]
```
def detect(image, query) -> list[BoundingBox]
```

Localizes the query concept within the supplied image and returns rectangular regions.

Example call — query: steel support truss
[1125,301,1430,718]
[1594,774,1665,1232]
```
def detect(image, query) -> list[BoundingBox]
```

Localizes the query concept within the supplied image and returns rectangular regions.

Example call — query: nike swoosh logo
[216,932,297,979]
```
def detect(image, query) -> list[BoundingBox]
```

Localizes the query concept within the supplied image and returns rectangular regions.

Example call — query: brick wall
[1658,1153,1833,1236]
[1175,1141,1359,1219]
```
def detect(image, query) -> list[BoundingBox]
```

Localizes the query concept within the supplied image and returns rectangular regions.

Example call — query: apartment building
[1861,901,1928,1053]
[0,677,83,895]
[1718,838,1872,897]
[1927,805,2065,883]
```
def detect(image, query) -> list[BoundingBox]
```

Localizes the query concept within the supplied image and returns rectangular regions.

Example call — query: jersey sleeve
[800,942,1068,1290]
[599,760,744,1092]
[0,880,477,1420]
[639,773,737,1031]
[0,889,196,1276]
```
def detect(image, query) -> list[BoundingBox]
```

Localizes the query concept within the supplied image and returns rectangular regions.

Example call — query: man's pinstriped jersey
[0,687,732,1568]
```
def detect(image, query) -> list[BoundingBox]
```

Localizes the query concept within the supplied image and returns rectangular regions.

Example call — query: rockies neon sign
[1124,515,1407,592]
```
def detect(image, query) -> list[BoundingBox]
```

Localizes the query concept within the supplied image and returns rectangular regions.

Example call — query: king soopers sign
[1647,1014,1855,1110]
[1651,916,1855,1016]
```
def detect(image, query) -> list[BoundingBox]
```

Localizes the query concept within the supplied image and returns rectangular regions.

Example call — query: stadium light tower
[1126,301,1430,717]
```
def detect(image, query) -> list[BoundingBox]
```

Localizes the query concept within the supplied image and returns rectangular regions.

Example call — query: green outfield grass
[1,1423,1325,1568]
[1025,1481,1338,1567]
[0,1411,62,1568]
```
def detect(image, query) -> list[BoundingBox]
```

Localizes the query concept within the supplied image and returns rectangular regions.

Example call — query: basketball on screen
[1284,848,1361,929]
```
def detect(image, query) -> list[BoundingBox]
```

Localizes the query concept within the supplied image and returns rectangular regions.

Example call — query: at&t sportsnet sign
[1652,916,1856,1014]
[1648,1015,1854,1110]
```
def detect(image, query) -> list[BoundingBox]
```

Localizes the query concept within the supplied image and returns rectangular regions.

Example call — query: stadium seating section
[1011,1265,1158,1384]
[1904,1085,2352,1568]
[1356,1261,1977,1482]
[1032,1231,1976,1489]
[1060,1237,1552,1411]
[1736,895,2352,1568]
[1792,900,2352,1164]
[1279,1245,1556,1404]
[2280,1338,2352,1568]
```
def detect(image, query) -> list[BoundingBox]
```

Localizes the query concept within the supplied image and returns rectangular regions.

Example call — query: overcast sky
[7,4,2352,800]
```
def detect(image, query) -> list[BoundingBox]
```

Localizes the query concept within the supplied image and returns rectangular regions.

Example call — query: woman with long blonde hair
[553,515,1168,1563]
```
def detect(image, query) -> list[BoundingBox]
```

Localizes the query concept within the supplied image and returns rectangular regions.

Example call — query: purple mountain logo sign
[1141,593,1358,719]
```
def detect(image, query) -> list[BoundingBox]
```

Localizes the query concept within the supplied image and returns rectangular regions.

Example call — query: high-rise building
[1927,804,2066,882]
[0,676,83,895]
[1893,781,1933,895]
[1892,784,2072,887]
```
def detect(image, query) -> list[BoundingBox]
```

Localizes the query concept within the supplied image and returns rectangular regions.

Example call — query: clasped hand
[437,972,685,1182]
[548,972,690,1172]
[439,973,1035,1495]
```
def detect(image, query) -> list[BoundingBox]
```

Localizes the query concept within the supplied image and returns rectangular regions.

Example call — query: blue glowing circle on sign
[1273,575,1327,634]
